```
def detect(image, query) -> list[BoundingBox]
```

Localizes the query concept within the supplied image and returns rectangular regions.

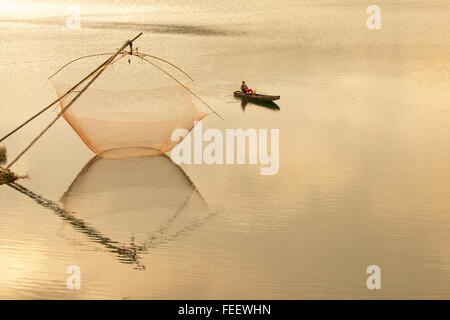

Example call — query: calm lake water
[0,0,449,299]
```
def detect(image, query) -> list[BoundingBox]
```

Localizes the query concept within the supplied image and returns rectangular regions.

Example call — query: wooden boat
[233,91,280,102]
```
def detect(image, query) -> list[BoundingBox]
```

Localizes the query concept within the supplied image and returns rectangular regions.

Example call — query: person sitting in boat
[241,81,254,95]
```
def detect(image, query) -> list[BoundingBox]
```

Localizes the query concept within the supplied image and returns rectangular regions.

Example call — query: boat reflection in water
[9,155,214,270]
[240,99,280,112]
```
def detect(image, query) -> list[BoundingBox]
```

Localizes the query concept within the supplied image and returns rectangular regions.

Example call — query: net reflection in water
[60,155,214,269]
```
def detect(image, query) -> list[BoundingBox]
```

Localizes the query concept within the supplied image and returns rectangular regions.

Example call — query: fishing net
[51,53,208,158]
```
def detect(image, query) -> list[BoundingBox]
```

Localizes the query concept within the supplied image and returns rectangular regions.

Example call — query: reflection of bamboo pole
[0,33,143,144]
[139,56,225,120]
[6,34,143,169]
[7,182,145,269]
[6,155,216,269]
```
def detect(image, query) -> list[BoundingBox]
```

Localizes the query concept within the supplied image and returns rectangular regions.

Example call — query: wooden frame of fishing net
[49,50,213,159]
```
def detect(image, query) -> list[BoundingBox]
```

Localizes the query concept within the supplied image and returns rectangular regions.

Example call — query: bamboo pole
[0,33,143,144]
[5,33,143,169]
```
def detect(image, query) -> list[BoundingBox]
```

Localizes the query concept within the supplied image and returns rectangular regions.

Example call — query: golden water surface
[0,0,449,299]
